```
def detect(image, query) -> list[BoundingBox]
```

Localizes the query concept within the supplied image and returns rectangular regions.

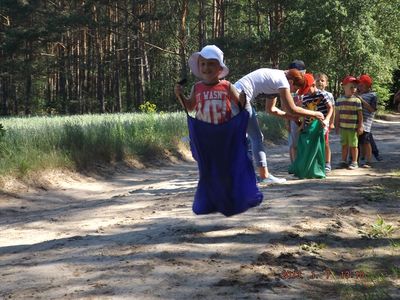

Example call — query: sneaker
[374,155,383,161]
[338,161,348,169]
[362,162,372,168]
[348,162,359,170]
[325,163,332,173]
[258,174,287,184]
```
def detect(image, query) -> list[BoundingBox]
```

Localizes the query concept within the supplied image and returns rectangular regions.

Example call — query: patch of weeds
[358,215,396,239]
[336,270,393,300]
[389,239,400,249]
[362,176,400,202]
[362,185,387,202]
[300,241,326,254]
[390,265,400,279]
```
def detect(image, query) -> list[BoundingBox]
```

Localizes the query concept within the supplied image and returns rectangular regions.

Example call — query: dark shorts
[359,132,372,144]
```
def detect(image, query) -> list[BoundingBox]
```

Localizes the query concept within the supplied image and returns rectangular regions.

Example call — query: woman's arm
[279,88,324,121]
[265,97,303,122]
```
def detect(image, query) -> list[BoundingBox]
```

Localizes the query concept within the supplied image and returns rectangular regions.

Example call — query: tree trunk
[178,0,189,80]
[24,41,33,115]
[212,0,225,39]
[268,1,284,69]
[198,0,206,49]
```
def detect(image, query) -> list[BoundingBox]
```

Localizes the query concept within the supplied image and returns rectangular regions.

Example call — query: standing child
[335,76,364,170]
[288,73,333,179]
[315,73,335,172]
[301,74,333,131]
[174,45,263,217]
[357,74,377,168]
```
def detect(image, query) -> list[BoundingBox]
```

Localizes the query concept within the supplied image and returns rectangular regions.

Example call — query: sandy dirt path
[1,115,399,300]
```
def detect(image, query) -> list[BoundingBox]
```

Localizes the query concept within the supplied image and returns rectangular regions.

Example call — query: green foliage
[0,112,287,176]
[0,112,189,174]
[139,101,157,113]
[374,84,392,109]
[358,215,396,239]
[0,124,5,138]
[257,113,287,143]
[1,0,399,114]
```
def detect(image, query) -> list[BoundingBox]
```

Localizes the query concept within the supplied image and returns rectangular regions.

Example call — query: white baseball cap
[188,45,229,79]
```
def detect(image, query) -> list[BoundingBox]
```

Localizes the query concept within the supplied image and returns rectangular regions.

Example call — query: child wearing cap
[335,76,364,170]
[174,45,244,124]
[357,74,378,167]
[288,73,333,179]
[300,73,333,130]
[315,73,335,172]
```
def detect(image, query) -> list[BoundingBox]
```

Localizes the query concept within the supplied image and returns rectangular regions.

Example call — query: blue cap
[288,59,306,71]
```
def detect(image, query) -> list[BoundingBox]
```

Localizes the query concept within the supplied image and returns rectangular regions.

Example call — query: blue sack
[187,110,263,217]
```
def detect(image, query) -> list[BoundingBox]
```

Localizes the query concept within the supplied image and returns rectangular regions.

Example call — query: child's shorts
[359,131,372,145]
[340,128,358,147]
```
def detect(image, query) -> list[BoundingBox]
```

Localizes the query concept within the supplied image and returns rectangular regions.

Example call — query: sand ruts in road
[1,115,399,299]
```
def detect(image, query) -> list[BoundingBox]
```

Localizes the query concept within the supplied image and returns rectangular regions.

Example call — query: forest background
[1,0,400,116]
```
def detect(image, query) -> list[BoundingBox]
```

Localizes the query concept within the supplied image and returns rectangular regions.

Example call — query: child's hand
[329,123,335,130]
[357,126,364,136]
[174,84,184,98]
[239,91,246,107]
[314,111,324,122]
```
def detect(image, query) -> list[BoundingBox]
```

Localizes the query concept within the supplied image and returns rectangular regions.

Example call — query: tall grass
[257,113,288,143]
[0,112,286,177]
[0,112,188,176]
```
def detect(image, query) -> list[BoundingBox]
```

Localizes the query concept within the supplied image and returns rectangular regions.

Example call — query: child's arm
[228,83,246,108]
[357,110,364,135]
[358,96,376,113]
[324,101,333,128]
[334,106,340,134]
[329,109,335,129]
[174,84,196,111]
[279,88,325,121]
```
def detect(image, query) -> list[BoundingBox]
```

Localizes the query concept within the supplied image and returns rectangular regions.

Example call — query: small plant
[139,101,157,113]
[358,215,396,239]
[390,266,400,278]
[300,241,326,253]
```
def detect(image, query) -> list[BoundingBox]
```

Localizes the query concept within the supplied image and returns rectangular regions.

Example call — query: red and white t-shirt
[194,80,237,124]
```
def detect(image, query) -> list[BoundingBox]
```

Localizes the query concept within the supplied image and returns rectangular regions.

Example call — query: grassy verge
[0,112,188,177]
[0,112,286,178]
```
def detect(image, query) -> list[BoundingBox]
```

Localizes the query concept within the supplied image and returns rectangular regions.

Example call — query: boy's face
[357,83,370,94]
[342,83,357,96]
[308,83,317,95]
[315,76,328,90]
[198,56,222,82]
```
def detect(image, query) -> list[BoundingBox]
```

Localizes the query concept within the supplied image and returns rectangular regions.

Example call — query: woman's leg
[246,107,268,176]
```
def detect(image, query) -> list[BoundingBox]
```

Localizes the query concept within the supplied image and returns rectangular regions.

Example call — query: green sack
[289,119,326,179]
